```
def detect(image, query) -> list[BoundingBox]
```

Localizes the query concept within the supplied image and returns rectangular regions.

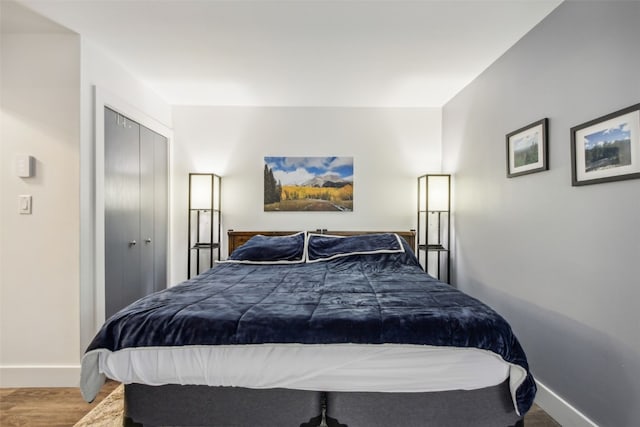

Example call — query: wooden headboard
[227,230,416,256]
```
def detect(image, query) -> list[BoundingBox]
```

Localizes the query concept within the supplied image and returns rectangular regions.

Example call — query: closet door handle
[129,240,137,246]
[145,238,152,244]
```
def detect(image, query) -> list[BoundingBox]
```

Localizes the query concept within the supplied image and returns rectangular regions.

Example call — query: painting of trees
[263,156,353,211]
[263,164,282,204]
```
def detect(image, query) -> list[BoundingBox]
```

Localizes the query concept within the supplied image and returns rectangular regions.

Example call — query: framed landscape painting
[571,103,640,186]
[506,118,549,178]
[264,156,353,212]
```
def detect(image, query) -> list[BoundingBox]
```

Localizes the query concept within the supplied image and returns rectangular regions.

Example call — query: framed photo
[571,103,640,186]
[506,118,548,178]
[264,156,353,212]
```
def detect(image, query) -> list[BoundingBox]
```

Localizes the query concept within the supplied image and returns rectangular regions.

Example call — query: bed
[81,230,535,427]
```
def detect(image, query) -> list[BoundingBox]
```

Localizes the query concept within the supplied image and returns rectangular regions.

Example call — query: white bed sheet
[93,343,522,396]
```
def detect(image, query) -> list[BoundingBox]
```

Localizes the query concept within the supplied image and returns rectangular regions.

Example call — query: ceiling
[10,0,562,107]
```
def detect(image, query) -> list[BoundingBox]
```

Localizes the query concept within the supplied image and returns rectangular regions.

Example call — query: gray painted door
[152,132,168,292]
[104,107,167,318]
[105,107,141,318]
[140,125,168,295]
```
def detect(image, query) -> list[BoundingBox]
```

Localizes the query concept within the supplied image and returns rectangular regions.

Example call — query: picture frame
[571,103,640,186]
[506,118,548,178]
[263,156,354,212]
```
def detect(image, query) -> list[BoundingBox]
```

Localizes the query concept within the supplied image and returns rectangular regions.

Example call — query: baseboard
[535,380,599,427]
[0,365,81,387]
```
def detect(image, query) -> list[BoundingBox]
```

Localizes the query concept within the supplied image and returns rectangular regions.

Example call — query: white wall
[0,1,172,386]
[171,106,441,283]
[0,29,82,385]
[442,2,640,426]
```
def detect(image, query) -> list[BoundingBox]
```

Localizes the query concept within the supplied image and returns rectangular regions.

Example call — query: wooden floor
[0,380,119,427]
[1,380,560,427]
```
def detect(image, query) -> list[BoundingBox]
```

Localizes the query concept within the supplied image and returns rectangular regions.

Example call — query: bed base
[123,381,523,427]
[124,384,322,427]
[326,380,523,427]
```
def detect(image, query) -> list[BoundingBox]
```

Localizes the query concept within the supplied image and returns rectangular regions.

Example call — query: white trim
[0,365,81,387]
[535,379,599,427]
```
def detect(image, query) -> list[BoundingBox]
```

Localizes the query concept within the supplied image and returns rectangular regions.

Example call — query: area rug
[74,384,124,427]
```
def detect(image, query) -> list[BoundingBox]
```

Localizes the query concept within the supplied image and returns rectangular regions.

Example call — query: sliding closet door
[140,125,168,295]
[104,107,142,318]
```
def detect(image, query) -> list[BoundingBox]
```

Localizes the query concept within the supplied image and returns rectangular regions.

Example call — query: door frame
[80,86,173,352]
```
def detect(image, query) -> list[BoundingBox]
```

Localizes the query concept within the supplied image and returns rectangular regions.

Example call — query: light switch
[19,195,32,214]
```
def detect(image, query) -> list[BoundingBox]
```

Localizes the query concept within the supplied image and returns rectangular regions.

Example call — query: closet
[104,107,168,318]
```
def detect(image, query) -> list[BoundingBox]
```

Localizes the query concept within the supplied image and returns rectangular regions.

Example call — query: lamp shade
[213,174,221,210]
[418,175,427,211]
[190,174,212,210]
[427,175,449,212]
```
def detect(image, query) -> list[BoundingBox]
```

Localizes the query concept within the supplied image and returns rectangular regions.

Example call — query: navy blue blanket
[86,243,536,414]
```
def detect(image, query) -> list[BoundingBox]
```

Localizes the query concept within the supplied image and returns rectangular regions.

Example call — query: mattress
[95,343,513,392]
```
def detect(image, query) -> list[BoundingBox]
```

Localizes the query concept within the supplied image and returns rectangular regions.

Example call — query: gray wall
[442,2,639,426]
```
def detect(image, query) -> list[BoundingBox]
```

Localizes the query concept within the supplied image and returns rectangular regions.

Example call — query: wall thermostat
[16,155,35,178]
